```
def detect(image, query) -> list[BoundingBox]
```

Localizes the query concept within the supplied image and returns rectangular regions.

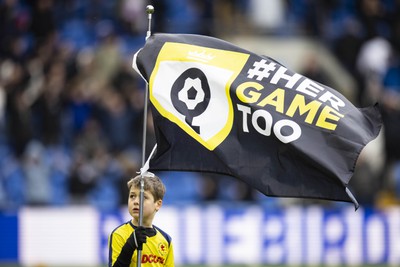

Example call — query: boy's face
[128,186,162,226]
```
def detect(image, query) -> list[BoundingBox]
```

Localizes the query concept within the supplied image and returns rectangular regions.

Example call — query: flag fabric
[132,33,382,208]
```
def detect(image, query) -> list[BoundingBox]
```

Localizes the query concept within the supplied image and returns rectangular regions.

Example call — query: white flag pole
[137,5,154,267]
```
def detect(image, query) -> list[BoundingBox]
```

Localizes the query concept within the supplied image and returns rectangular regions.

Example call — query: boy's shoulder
[153,225,172,246]
[111,221,133,236]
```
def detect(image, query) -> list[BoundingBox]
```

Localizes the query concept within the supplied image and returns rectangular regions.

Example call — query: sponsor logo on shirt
[142,254,165,264]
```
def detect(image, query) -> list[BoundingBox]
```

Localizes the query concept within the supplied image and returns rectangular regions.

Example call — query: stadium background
[0,0,400,266]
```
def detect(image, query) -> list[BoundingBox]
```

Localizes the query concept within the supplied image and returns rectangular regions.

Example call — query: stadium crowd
[0,0,399,211]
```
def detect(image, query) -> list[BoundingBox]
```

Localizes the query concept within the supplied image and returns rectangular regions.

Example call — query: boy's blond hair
[127,173,166,201]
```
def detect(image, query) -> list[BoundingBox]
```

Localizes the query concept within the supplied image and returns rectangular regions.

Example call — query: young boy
[109,173,174,267]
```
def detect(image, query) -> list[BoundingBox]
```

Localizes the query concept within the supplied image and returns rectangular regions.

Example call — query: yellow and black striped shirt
[109,221,174,267]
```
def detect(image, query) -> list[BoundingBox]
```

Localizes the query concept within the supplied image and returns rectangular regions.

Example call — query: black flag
[133,33,382,209]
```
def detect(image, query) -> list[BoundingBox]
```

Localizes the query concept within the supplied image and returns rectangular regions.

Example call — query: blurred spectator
[300,53,334,87]
[333,17,364,73]
[248,0,286,34]
[332,17,365,104]
[212,0,250,35]
[64,61,97,139]
[117,0,146,35]
[31,59,66,145]
[68,117,108,204]
[381,51,400,162]
[87,145,123,211]
[22,140,51,205]
[92,27,121,85]
[356,0,390,39]
[198,174,220,201]
[0,0,30,58]
[233,180,257,201]
[28,0,57,48]
[378,49,400,205]
[4,60,34,157]
[94,87,140,153]
[356,36,391,106]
